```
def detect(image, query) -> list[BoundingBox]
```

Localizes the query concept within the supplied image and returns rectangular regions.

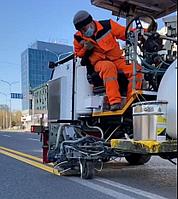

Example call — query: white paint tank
[157,60,177,139]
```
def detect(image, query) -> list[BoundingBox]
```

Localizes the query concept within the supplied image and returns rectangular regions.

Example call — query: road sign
[11,93,23,99]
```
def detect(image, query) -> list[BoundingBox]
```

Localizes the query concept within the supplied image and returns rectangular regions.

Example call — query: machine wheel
[125,154,151,165]
[80,160,95,179]
[102,157,110,162]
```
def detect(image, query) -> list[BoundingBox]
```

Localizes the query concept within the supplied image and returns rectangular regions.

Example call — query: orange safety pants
[94,57,142,105]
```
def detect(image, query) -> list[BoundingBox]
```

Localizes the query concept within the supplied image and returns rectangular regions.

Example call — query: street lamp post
[45,48,73,61]
[0,92,8,129]
[0,80,19,129]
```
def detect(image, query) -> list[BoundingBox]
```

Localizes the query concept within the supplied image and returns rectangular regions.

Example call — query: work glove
[84,41,94,50]
[80,50,93,66]
[87,72,102,85]
[87,72,98,85]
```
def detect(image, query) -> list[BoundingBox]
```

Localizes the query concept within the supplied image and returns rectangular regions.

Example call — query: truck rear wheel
[125,154,151,165]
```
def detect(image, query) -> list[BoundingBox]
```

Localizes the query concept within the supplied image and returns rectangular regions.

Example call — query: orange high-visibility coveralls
[73,19,142,105]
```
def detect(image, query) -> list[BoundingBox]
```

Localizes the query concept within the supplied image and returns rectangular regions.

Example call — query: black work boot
[110,103,121,111]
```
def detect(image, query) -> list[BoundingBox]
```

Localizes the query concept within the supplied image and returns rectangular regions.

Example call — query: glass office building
[21,41,73,111]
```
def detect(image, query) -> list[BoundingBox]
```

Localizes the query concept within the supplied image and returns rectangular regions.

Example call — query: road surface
[0,131,177,199]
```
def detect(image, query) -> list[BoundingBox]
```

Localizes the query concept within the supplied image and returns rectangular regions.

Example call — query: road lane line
[27,138,40,141]
[2,135,11,137]
[106,165,176,170]
[32,149,43,152]
[0,146,42,162]
[0,149,59,175]
[70,177,135,199]
[96,178,168,199]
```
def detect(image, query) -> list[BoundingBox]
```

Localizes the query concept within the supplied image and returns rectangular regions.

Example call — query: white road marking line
[70,177,135,199]
[146,165,176,169]
[96,178,168,199]
[2,135,11,138]
[32,149,43,153]
[27,138,39,141]
[109,165,176,170]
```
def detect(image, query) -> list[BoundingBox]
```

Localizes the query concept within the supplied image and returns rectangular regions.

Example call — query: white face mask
[84,25,95,37]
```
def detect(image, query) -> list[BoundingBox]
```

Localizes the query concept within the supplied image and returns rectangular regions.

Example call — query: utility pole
[0,92,8,129]
[0,80,19,128]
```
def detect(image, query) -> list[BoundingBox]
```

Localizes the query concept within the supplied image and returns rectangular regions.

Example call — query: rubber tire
[125,154,151,165]
[81,161,95,179]
[102,157,110,163]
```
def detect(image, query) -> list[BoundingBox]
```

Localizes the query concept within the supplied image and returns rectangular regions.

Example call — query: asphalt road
[0,131,177,199]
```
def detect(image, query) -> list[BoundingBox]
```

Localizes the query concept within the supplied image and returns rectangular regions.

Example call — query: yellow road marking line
[0,146,42,162]
[0,146,54,166]
[0,149,60,175]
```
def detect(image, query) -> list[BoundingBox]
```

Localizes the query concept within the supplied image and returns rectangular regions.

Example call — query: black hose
[141,58,166,73]
[60,136,104,155]
[125,15,156,39]
[168,159,177,165]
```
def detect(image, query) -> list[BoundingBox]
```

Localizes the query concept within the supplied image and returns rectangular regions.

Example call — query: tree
[12,111,22,127]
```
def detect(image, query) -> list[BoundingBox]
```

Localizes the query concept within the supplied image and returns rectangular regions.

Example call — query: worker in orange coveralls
[73,10,143,111]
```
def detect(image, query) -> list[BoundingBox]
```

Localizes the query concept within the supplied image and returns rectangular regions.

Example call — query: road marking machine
[32,0,177,179]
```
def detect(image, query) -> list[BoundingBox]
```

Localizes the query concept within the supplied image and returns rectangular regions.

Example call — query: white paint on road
[32,149,43,153]
[70,177,135,199]
[71,176,169,199]
[110,165,176,170]
[27,138,39,142]
[2,135,11,138]
[96,178,169,199]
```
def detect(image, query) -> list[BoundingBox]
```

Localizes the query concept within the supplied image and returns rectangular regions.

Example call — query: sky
[0,0,176,111]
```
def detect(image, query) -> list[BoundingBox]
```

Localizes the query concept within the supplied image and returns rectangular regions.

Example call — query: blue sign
[11,93,23,99]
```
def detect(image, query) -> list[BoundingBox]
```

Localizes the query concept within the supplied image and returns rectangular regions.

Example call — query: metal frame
[91,0,177,19]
